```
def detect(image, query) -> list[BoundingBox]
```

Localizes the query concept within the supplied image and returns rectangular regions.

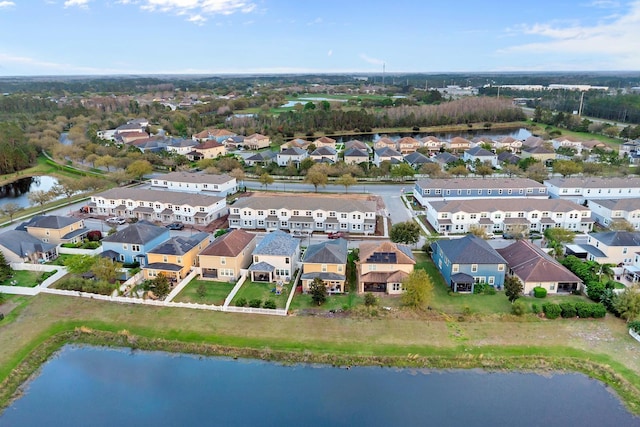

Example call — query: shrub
[575,302,594,318]
[629,320,640,334]
[533,287,547,298]
[591,304,607,318]
[122,261,140,269]
[263,299,276,309]
[531,303,540,314]
[235,297,247,307]
[512,300,527,316]
[248,298,262,308]
[86,230,102,241]
[560,302,577,318]
[82,241,101,249]
[363,292,377,307]
[542,303,561,319]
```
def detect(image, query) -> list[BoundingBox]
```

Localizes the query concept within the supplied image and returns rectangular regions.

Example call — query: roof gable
[200,229,256,257]
[435,234,505,264]
[303,239,347,264]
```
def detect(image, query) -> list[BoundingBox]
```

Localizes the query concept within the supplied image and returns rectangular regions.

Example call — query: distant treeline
[0,122,38,174]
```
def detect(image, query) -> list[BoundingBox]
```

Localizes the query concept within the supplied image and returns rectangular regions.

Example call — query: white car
[106,217,126,225]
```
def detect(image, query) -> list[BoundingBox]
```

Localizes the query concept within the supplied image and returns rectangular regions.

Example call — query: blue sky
[0,0,639,76]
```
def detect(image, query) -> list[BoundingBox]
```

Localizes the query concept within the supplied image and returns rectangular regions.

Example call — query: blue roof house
[249,230,300,283]
[431,234,506,293]
[101,221,170,266]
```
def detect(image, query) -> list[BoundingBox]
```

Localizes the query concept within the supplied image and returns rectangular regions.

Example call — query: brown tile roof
[497,240,581,283]
[359,241,415,265]
[314,136,336,144]
[199,229,255,257]
[195,140,224,150]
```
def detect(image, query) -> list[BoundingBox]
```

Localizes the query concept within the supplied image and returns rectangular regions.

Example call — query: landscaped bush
[591,304,607,318]
[629,320,640,334]
[35,270,58,286]
[560,302,577,318]
[575,302,594,318]
[235,297,247,307]
[364,292,377,307]
[473,282,497,295]
[81,241,101,249]
[511,300,527,316]
[533,287,547,298]
[87,230,102,241]
[542,303,561,319]
[263,299,276,309]
[61,243,82,248]
[57,277,115,295]
[531,303,540,314]
[122,261,140,269]
[248,298,262,308]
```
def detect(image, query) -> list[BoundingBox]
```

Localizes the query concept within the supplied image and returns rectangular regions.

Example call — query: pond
[0,176,60,209]
[1,345,637,426]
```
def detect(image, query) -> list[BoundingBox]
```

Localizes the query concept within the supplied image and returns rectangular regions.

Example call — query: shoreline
[1,325,640,417]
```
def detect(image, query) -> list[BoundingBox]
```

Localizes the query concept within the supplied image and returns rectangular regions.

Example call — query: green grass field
[173,279,235,306]
[1,270,42,288]
[231,281,291,309]
[289,291,363,311]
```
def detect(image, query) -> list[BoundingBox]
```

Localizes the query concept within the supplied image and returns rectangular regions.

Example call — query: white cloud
[586,0,620,8]
[64,0,90,8]
[138,0,256,23]
[327,49,332,57]
[500,1,640,69]
[0,1,16,8]
[359,54,384,66]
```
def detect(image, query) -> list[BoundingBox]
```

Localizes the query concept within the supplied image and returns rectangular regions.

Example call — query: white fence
[58,247,103,256]
[630,328,640,344]
[224,273,247,308]
[165,268,200,302]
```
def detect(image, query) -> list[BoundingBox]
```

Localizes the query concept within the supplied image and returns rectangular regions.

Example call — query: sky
[0,0,639,76]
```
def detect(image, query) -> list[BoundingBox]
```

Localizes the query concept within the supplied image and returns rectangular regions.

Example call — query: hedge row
[542,302,606,319]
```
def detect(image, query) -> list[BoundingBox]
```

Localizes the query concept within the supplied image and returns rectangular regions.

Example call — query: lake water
[1,345,638,427]
[0,176,59,209]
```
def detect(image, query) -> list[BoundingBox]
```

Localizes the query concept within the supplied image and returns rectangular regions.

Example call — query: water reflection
[0,176,60,208]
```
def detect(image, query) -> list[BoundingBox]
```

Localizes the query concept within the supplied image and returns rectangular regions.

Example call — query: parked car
[328,231,348,239]
[166,222,184,230]
[106,217,126,225]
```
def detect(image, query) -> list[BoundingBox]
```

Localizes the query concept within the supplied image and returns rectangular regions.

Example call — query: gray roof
[451,272,474,283]
[148,232,210,256]
[279,147,307,156]
[404,151,431,164]
[156,171,234,185]
[23,215,81,230]
[523,145,554,154]
[416,177,543,191]
[579,244,607,258]
[62,228,90,240]
[249,261,275,272]
[168,138,196,148]
[429,198,588,214]
[588,199,640,211]
[434,234,506,264]
[102,221,168,245]
[246,151,276,161]
[375,147,402,157]
[300,272,346,281]
[433,152,458,163]
[344,147,369,157]
[311,146,337,156]
[545,177,640,189]
[303,238,347,264]
[589,231,640,247]
[0,230,56,258]
[253,230,299,257]
[232,195,376,214]
[145,262,182,272]
[465,146,494,156]
[94,188,223,207]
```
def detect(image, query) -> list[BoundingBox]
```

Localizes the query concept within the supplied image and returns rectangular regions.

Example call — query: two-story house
[90,188,226,226]
[198,229,257,282]
[192,128,237,143]
[300,238,348,294]
[343,147,369,165]
[463,147,498,168]
[228,194,377,235]
[277,147,308,167]
[314,136,337,149]
[144,232,211,283]
[545,177,640,204]
[248,230,300,283]
[431,234,506,292]
[193,140,226,159]
[244,133,271,150]
[588,198,640,229]
[101,221,170,266]
[310,146,338,164]
[356,241,415,294]
[445,136,471,152]
[396,137,420,154]
[580,231,640,265]
[150,172,237,196]
[373,147,403,166]
[20,215,88,245]
[0,230,58,264]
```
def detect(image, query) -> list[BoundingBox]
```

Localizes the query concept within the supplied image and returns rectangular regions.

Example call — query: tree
[525,162,548,182]
[259,172,274,189]
[335,173,357,193]
[501,164,522,178]
[613,285,640,321]
[448,165,469,177]
[1,202,23,223]
[28,190,54,213]
[552,160,582,177]
[197,283,207,299]
[609,219,636,232]
[582,162,604,176]
[504,276,524,303]
[363,292,377,307]
[95,155,116,172]
[474,164,493,178]
[544,227,574,245]
[309,277,327,306]
[229,168,246,187]
[304,164,329,192]
[390,163,416,179]
[147,273,170,299]
[108,170,132,186]
[64,255,97,274]
[468,225,488,239]
[126,159,153,182]
[401,269,434,309]
[0,250,11,283]
[390,221,421,245]
[91,256,122,284]
[419,162,444,177]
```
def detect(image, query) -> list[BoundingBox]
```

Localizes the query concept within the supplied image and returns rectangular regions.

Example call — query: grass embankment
[1,294,639,415]
[231,281,291,309]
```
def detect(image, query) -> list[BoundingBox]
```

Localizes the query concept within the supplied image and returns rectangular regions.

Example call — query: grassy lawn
[173,279,235,306]
[231,280,292,309]
[289,292,363,311]
[1,270,43,288]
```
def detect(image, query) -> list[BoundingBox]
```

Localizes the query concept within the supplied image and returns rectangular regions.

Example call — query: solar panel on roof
[367,252,397,263]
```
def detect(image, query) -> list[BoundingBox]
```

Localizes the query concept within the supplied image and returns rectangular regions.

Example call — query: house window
[369,265,377,271]
[452,264,459,273]
[221,257,226,265]
[123,244,128,250]
[163,256,168,263]
[471,264,478,272]
[321,264,327,272]
[285,257,290,264]
[498,264,504,271]
[488,276,495,285]
[132,245,140,252]
[392,283,401,291]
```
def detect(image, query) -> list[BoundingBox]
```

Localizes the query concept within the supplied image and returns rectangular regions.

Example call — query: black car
[166,222,184,230]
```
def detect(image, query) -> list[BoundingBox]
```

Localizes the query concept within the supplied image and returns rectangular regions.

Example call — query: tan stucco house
[198,229,257,281]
